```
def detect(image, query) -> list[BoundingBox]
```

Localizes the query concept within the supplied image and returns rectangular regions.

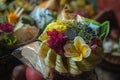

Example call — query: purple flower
[0,23,13,33]
[47,29,68,54]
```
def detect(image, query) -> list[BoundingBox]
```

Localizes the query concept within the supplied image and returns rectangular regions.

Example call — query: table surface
[96,67,120,80]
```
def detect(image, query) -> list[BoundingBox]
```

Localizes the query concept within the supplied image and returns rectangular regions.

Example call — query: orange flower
[8,13,18,24]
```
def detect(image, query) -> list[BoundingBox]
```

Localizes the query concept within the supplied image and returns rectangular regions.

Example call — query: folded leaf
[99,21,109,40]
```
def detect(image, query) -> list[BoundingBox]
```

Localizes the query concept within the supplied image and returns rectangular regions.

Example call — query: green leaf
[52,11,57,20]
[21,15,35,26]
[99,21,110,40]
[3,35,17,45]
[0,4,7,11]
[84,18,101,26]
[84,18,110,40]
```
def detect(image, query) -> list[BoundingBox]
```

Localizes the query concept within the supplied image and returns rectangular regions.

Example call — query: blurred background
[0,0,120,80]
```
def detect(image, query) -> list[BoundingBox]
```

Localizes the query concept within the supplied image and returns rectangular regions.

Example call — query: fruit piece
[26,66,43,80]
[12,65,27,80]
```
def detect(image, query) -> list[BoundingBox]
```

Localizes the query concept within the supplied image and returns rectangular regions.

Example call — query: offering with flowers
[21,8,109,80]
[58,0,96,18]
[0,7,38,49]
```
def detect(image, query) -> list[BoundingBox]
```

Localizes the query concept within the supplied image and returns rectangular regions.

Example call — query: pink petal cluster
[90,39,100,53]
[0,23,13,33]
[47,29,68,54]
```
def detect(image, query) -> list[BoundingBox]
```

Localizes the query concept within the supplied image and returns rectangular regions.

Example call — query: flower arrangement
[0,8,23,45]
[59,0,96,18]
[0,7,38,47]
[38,13,109,75]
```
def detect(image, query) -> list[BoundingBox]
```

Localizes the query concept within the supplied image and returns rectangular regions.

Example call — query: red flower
[92,39,100,45]
[47,29,68,54]
[91,39,100,53]
[0,23,13,33]
[91,44,98,53]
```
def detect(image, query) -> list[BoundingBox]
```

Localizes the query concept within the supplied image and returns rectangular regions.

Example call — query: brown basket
[0,28,41,64]
[0,29,41,50]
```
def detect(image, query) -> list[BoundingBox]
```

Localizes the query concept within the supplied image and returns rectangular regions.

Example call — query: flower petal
[74,36,85,51]
[39,40,49,58]
[39,29,49,41]
[8,13,18,24]
[81,44,91,58]
[64,43,79,57]
[46,21,67,32]
[71,54,83,61]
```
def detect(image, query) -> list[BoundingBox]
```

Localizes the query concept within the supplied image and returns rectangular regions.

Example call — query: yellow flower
[39,20,67,41]
[8,13,18,24]
[46,20,67,32]
[64,36,91,61]
[39,30,49,41]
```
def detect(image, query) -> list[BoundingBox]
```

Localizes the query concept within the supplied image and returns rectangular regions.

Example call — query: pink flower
[90,39,100,53]
[47,29,68,54]
[0,23,13,33]
[91,44,98,53]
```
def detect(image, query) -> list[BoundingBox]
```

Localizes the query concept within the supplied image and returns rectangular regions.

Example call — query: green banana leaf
[84,18,110,40]
[99,21,110,40]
